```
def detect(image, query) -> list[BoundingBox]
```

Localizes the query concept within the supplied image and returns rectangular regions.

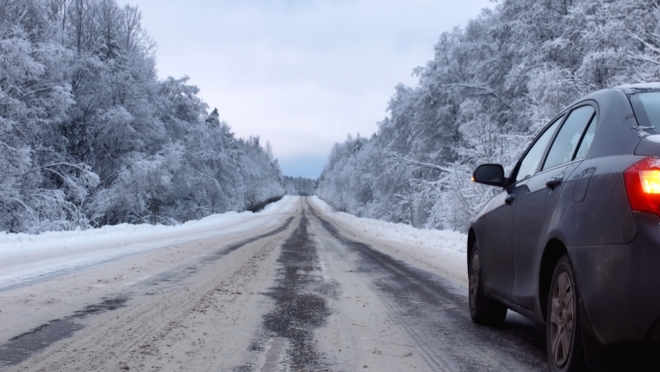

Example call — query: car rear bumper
[569,212,660,345]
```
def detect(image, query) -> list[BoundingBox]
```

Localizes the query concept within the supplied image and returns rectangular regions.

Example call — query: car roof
[613,82,660,94]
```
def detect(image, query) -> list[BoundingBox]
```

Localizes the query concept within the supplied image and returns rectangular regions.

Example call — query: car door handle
[505,194,516,204]
[546,176,564,189]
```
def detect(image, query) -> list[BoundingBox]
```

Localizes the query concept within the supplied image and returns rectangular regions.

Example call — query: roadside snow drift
[0,196,297,290]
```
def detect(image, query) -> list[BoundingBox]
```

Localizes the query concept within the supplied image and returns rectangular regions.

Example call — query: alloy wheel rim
[469,251,480,310]
[549,271,575,367]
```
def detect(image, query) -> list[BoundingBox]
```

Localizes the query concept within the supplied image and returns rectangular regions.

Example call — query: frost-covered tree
[317,0,660,232]
[0,0,285,233]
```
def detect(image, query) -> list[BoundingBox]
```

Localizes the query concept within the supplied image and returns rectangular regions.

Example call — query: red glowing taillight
[624,157,660,216]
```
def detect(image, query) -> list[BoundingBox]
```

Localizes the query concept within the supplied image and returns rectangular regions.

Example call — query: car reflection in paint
[468,83,660,371]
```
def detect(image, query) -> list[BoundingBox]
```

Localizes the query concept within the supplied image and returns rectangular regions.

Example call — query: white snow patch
[643,134,660,144]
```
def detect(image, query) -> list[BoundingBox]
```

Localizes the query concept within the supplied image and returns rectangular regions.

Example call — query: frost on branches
[317,0,660,232]
[0,0,284,233]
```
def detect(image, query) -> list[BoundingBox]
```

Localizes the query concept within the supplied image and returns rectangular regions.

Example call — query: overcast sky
[117,0,492,178]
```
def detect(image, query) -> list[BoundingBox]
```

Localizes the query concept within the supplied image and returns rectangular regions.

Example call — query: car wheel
[547,255,586,372]
[469,243,507,326]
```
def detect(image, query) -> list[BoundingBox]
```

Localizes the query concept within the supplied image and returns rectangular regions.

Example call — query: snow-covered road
[0,196,298,291]
[0,196,548,371]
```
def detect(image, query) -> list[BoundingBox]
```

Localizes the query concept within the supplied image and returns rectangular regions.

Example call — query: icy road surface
[0,196,548,371]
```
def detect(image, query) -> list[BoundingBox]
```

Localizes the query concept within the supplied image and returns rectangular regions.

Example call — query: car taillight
[624,156,660,215]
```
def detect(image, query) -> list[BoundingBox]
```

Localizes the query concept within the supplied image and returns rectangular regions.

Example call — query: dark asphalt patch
[0,295,128,368]
[239,211,332,371]
[75,297,128,315]
[263,211,331,369]
[310,207,549,371]
[203,216,295,261]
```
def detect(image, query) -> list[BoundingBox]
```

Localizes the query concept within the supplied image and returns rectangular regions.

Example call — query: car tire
[547,255,586,372]
[468,243,507,326]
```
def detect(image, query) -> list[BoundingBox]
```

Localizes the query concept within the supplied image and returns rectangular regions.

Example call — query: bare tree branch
[42,162,93,174]
[19,86,54,101]
[439,83,513,110]
[387,152,451,173]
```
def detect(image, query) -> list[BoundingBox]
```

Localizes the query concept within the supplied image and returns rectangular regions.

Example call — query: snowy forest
[283,176,317,196]
[316,0,660,232]
[0,0,285,233]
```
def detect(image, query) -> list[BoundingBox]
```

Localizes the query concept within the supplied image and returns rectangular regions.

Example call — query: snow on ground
[309,196,469,287]
[0,196,297,290]
[0,195,468,293]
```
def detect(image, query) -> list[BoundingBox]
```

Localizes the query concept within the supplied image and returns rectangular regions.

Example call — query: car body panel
[579,90,639,159]
[511,161,581,309]
[481,192,515,299]
[559,156,639,247]
[570,212,660,344]
[635,135,660,156]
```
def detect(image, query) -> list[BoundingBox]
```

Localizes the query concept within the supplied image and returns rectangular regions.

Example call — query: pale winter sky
[117,0,492,178]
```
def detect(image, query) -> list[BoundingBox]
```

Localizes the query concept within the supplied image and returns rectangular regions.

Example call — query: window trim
[540,103,598,172]
[509,112,567,184]
[571,111,597,161]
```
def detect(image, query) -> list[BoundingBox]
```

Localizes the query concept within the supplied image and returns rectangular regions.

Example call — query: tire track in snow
[309,203,548,372]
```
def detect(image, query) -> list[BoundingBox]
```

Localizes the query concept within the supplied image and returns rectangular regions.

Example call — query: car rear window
[630,92,660,131]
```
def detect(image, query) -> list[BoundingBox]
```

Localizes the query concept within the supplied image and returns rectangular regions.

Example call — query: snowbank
[309,196,467,252]
[309,196,469,287]
[0,196,297,289]
[0,196,295,251]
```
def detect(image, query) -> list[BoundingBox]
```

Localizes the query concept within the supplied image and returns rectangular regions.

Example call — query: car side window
[514,115,563,182]
[542,105,595,171]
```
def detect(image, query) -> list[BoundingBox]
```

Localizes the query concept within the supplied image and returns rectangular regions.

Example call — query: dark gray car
[469,83,660,371]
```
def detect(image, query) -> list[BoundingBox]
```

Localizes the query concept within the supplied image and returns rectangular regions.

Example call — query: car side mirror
[472,164,507,187]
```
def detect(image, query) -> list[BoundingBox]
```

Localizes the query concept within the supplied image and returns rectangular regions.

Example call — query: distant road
[0,197,548,371]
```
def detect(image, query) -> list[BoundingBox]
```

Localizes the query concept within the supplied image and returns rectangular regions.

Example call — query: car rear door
[510,104,597,310]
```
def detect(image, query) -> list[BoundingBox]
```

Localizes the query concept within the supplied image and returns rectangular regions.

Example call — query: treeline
[283,176,316,196]
[0,0,284,233]
[316,0,660,231]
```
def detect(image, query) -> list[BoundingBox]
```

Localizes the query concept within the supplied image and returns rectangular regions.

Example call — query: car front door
[510,104,597,310]
[481,115,563,300]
